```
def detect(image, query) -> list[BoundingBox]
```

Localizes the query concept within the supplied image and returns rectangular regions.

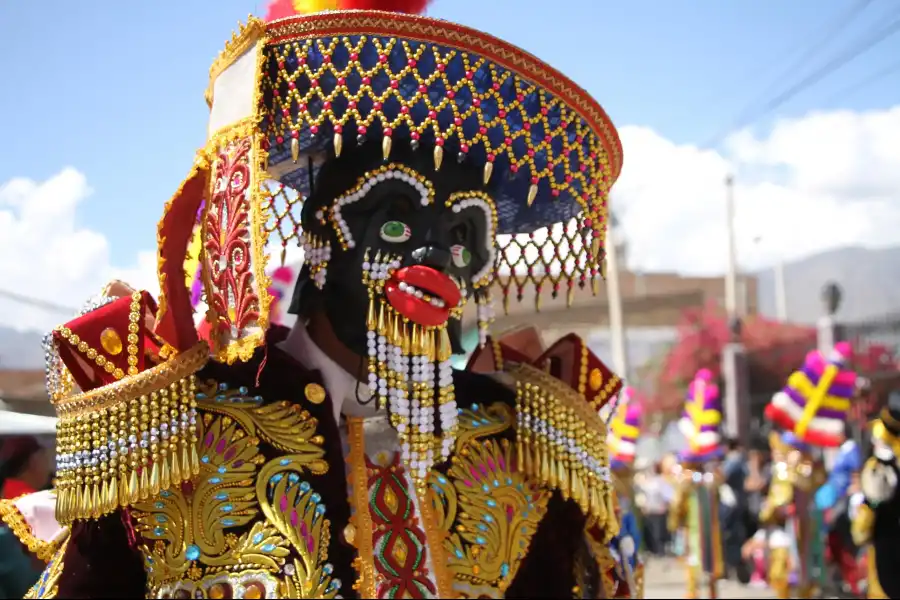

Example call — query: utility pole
[724,174,738,319]
[774,259,788,321]
[605,222,629,381]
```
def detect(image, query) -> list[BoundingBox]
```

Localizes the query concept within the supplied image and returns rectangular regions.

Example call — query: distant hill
[756,246,900,324]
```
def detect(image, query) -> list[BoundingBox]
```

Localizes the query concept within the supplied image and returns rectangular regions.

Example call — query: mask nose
[411,246,451,271]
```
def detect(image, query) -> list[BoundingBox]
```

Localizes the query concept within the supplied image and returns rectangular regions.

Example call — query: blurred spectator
[745,449,769,535]
[0,436,52,499]
[721,439,750,581]
[638,463,672,556]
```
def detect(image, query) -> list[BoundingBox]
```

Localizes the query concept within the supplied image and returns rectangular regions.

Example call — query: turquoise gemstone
[201,456,210,463]
[262,543,276,553]
[154,501,165,509]
[215,493,229,501]
[477,524,487,531]
[221,519,235,526]
[481,484,490,492]
[186,545,200,561]
[288,473,300,483]
[455,549,464,559]
[300,481,311,492]
[484,515,494,523]
[438,476,448,484]
[155,515,168,523]
[472,403,480,410]
[216,394,226,402]
[239,386,249,394]
[324,564,333,575]
[493,479,500,487]
[311,493,321,503]
[209,477,222,484]
[470,420,480,427]
[160,491,172,497]
[280,458,292,466]
[501,563,510,577]
[272,474,284,483]
[217,466,227,474]
[486,499,497,507]
[253,532,264,544]
[315,504,326,515]
[221,504,233,512]
[196,393,208,400]
[154,527,164,536]
[475,535,487,545]
[218,383,228,391]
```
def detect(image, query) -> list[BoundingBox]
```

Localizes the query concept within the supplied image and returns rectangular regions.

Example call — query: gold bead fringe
[53,342,209,524]
[510,362,618,540]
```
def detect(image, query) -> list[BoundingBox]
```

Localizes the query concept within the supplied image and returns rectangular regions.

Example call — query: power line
[0,289,78,315]
[705,10,900,148]
[824,58,900,103]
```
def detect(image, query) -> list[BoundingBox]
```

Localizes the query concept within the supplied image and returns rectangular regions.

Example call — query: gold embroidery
[455,402,515,448]
[132,386,335,597]
[303,383,326,405]
[345,417,378,598]
[0,500,65,562]
[25,535,69,599]
[430,438,548,596]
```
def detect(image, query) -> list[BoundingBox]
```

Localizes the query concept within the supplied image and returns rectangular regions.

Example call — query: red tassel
[338,0,432,14]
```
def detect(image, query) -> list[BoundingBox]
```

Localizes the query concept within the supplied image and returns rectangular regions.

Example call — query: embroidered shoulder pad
[506,361,618,537]
[0,495,68,562]
[44,282,209,524]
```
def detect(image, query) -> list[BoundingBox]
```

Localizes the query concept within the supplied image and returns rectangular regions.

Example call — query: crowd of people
[628,433,870,596]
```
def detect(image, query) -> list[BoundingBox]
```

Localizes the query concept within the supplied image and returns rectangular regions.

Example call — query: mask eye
[380,220,411,243]
[451,244,471,268]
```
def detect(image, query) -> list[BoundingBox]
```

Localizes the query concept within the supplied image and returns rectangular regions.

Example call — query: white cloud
[614,105,900,275]
[0,168,158,333]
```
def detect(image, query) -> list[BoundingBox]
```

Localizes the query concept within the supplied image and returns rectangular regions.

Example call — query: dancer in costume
[762,342,855,598]
[605,387,645,599]
[668,369,725,600]
[853,391,900,599]
[1,0,627,597]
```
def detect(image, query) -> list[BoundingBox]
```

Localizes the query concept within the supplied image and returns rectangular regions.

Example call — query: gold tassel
[290,137,300,163]
[128,469,139,504]
[191,444,200,476]
[434,145,444,171]
[483,161,493,185]
[382,136,392,161]
[139,466,150,501]
[527,184,538,206]
[333,132,343,157]
[150,461,161,496]
[161,456,171,491]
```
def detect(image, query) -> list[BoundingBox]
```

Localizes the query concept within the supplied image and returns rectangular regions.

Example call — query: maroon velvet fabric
[57,513,146,598]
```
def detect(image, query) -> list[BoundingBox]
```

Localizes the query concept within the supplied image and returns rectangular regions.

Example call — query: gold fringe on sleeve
[0,500,66,562]
[851,502,876,547]
[53,342,208,524]
[509,362,618,539]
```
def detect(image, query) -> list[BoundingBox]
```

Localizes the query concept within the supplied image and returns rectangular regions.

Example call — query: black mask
[288,143,494,360]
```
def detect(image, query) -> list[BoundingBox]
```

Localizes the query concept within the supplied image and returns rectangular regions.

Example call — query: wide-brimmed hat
[155,0,623,363]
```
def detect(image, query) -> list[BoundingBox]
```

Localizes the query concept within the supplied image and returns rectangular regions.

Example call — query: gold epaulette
[53,342,209,524]
[507,362,617,537]
[0,499,67,562]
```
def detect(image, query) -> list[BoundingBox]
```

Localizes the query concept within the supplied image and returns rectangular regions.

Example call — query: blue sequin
[160,490,172,497]
[493,479,500,487]
[186,544,201,561]
[221,504,233,512]
[221,518,235,526]
[217,466,227,474]
[254,395,264,403]
[484,515,494,523]
[262,543,276,553]
[215,493,229,501]
[477,523,487,531]
[280,458,292,466]
[472,403,480,410]
[311,493,321,503]
[288,473,300,484]
[481,484,490,493]
[239,386,249,394]
[324,564,334,575]
[455,549,464,559]
[438,476,448,484]
[209,477,222,484]
[201,456,210,463]
[272,474,284,484]
[154,501,165,509]
[253,532,264,544]
[501,563,510,577]
[154,526,164,536]
[300,481,311,492]
[315,504,326,515]
[476,535,487,545]
[155,514,168,523]
[486,499,497,507]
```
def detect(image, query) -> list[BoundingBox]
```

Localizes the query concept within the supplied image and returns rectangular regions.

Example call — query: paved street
[643,557,777,599]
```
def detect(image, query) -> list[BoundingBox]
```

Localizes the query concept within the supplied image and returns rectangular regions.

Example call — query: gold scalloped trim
[0,499,66,562]
[206,17,266,108]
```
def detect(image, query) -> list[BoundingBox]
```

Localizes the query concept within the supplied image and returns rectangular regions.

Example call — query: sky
[1,0,899,332]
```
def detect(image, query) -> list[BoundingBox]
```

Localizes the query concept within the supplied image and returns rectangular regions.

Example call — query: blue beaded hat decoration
[156,0,623,364]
